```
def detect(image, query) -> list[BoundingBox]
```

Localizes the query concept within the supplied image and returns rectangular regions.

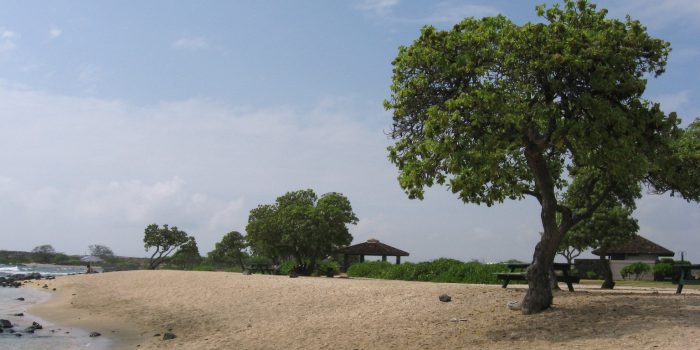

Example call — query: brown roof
[592,235,674,257]
[336,239,409,257]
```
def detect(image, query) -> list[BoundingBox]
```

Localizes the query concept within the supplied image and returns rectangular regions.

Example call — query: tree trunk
[600,255,615,289]
[549,266,561,291]
[521,142,566,314]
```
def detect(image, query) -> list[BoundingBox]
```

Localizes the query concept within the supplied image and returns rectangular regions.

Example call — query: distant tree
[31,244,56,263]
[385,0,699,313]
[89,244,115,259]
[561,203,639,289]
[246,189,358,274]
[169,237,202,269]
[143,224,192,269]
[208,231,249,270]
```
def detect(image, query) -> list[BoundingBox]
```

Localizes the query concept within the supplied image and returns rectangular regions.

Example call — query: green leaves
[246,189,357,266]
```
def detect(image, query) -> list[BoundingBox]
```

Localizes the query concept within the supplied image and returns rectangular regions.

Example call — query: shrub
[316,259,340,277]
[620,262,652,280]
[346,261,393,278]
[653,262,673,281]
[278,260,295,275]
[346,259,506,284]
[586,271,598,280]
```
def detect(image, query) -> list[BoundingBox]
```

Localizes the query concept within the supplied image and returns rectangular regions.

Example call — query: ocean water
[0,263,91,278]
[1,265,111,349]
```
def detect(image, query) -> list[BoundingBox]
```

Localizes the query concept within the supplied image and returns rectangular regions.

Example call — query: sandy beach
[26,270,700,349]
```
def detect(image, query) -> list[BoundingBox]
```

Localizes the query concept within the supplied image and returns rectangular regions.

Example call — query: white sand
[28,270,700,349]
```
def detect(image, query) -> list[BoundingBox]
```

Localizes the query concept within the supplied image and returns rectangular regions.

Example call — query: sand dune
[28,270,700,349]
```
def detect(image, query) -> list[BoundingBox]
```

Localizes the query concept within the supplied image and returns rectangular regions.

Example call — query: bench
[244,263,274,274]
[496,263,580,292]
[674,264,700,294]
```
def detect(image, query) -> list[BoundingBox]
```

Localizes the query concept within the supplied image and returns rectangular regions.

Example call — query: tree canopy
[246,189,358,274]
[169,237,203,269]
[89,244,115,259]
[31,244,56,263]
[208,231,249,269]
[385,0,699,314]
[143,224,193,269]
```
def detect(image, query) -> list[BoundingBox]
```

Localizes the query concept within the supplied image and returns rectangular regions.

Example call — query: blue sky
[0,0,698,262]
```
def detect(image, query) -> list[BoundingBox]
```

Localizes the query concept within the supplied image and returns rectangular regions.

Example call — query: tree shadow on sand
[485,291,700,344]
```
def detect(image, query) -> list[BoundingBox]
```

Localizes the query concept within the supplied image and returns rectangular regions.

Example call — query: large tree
[385,0,699,314]
[246,189,358,274]
[143,224,193,269]
[208,231,249,270]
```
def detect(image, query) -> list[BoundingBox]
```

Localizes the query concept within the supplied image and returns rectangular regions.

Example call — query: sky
[0,0,698,263]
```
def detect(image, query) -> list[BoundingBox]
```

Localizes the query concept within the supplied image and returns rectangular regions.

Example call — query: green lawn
[578,279,700,289]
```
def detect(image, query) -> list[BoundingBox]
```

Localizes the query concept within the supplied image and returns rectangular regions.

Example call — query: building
[591,235,674,280]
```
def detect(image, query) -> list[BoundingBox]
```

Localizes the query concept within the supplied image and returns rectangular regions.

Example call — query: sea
[0,264,111,349]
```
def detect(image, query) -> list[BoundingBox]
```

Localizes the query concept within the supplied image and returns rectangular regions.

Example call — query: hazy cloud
[0,28,18,52]
[355,0,400,15]
[172,36,209,50]
[424,4,500,23]
[49,27,62,39]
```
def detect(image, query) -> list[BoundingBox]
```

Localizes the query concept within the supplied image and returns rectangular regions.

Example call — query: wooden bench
[674,264,700,294]
[496,263,580,292]
[244,263,273,274]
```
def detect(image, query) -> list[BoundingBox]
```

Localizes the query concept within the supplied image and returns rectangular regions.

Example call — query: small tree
[620,262,651,280]
[169,237,203,269]
[143,224,192,269]
[31,245,56,263]
[89,244,115,259]
[246,189,358,275]
[208,231,249,270]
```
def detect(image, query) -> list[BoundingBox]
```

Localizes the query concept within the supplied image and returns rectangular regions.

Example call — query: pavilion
[336,239,409,272]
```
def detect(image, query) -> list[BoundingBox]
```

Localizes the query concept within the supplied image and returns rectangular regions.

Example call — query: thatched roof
[592,235,674,257]
[336,239,409,257]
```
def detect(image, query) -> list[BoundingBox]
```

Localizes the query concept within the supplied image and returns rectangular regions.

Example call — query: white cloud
[0,28,18,52]
[49,27,62,39]
[355,0,400,15]
[0,85,696,262]
[172,36,209,50]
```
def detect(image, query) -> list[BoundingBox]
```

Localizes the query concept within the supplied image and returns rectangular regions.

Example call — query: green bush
[316,259,340,277]
[620,262,652,280]
[653,262,673,281]
[346,259,506,284]
[346,261,393,278]
[278,260,295,275]
[586,271,598,280]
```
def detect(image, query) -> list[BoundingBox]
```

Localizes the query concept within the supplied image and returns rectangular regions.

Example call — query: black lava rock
[89,331,101,337]
[16,297,25,301]
[31,321,43,330]
[0,319,13,328]
[438,294,452,302]
[13,313,23,317]
[162,332,177,340]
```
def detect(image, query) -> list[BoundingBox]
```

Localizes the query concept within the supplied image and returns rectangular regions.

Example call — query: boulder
[162,332,177,340]
[0,319,13,328]
[32,321,43,330]
[438,294,452,302]
[13,313,23,317]
[89,331,101,337]
[16,297,25,301]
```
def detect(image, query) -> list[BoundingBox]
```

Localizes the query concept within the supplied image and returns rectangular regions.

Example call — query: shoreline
[26,276,142,349]
[23,270,700,349]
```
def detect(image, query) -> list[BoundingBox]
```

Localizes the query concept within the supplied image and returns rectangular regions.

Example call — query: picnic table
[244,263,274,274]
[674,264,700,294]
[495,263,581,292]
